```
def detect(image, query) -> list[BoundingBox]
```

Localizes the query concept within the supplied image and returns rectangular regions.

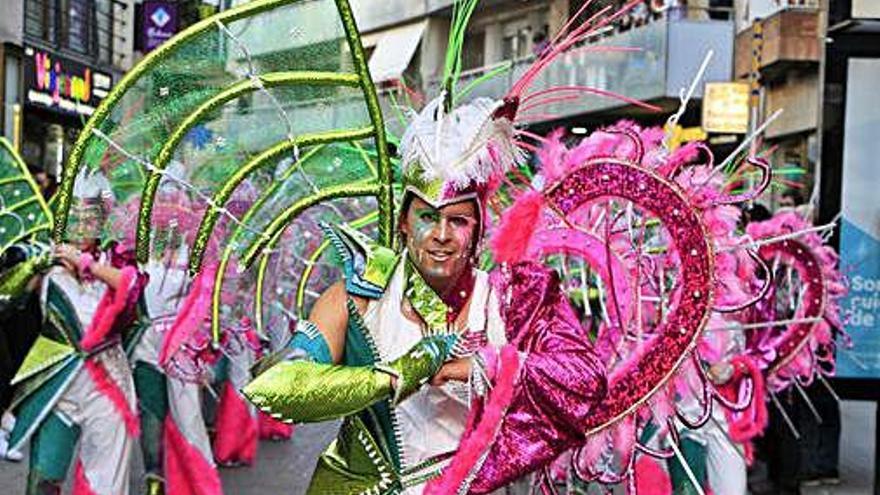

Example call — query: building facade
[0,0,135,179]
[733,0,823,206]
[350,0,736,138]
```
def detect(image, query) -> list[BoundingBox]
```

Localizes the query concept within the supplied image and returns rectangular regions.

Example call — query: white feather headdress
[399,96,523,190]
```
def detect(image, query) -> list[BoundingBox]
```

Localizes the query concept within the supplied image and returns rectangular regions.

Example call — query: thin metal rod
[818,374,841,403]
[770,391,801,440]
[706,316,824,332]
[794,381,823,424]
[705,109,783,182]
[722,222,836,252]
[668,428,707,495]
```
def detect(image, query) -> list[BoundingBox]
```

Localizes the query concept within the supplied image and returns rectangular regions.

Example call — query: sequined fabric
[469,262,607,493]
[243,360,392,423]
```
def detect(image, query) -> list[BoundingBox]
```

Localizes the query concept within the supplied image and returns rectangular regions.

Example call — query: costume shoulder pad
[319,222,400,300]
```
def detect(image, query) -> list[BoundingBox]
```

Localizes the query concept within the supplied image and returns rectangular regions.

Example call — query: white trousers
[55,345,135,495]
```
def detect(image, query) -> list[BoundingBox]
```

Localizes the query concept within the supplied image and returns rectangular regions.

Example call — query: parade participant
[243,87,611,493]
[39,0,745,493]
[120,182,224,495]
[133,254,224,494]
[6,171,146,495]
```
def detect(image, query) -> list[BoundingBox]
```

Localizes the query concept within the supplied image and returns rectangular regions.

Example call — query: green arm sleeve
[243,360,392,423]
[242,335,455,423]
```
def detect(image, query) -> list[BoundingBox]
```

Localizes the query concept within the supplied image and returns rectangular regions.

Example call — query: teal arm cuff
[251,320,332,378]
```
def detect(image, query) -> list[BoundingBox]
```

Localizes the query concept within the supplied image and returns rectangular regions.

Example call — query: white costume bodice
[132,261,188,366]
[360,263,506,473]
[143,261,188,324]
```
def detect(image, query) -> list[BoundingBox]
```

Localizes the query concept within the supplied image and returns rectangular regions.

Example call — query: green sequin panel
[243,359,392,423]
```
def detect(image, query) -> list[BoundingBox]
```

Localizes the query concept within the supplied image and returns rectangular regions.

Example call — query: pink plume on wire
[506,0,655,117]
[490,190,545,264]
[522,85,662,114]
[159,263,217,369]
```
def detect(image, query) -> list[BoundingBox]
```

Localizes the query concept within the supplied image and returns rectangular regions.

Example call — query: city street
[0,421,340,493]
[0,0,878,494]
[0,403,875,493]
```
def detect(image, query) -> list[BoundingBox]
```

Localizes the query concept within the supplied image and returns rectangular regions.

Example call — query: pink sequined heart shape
[758,239,827,378]
[546,158,715,434]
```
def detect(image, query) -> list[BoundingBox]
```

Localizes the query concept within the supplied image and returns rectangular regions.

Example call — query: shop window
[23,0,121,66]
[502,19,531,61]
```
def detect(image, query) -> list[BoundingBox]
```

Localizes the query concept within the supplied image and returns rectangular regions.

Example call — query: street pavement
[0,403,874,494]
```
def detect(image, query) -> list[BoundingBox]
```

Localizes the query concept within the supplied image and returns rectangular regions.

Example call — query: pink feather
[80,266,139,352]
[159,264,217,368]
[424,345,521,495]
[634,456,672,495]
[491,190,545,264]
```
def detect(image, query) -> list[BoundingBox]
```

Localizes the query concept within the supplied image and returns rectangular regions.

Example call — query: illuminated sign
[702,82,750,134]
[143,1,179,52]
[23,46,113,117]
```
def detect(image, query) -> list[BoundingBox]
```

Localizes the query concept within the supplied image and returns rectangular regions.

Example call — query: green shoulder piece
[320,222,400,299]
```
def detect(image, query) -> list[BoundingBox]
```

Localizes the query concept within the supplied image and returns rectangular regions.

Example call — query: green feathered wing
[53,0,395,345]
[0,138,53,253]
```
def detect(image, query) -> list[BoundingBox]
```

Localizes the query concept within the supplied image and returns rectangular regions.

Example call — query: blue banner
[835,58,880,379]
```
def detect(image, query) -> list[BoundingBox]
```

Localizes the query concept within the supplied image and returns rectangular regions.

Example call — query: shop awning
[368,21,427,83]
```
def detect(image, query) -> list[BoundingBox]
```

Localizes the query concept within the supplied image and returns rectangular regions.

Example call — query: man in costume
[5,171,146,495]
[243,96,608,494]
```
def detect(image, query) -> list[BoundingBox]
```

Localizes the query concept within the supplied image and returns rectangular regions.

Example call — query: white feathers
[399,95,523,189]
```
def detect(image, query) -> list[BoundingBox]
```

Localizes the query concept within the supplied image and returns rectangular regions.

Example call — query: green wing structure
[52,0,394,345]
[0,138,53,253]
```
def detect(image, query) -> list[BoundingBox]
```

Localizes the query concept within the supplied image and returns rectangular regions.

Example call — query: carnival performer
[5,171,146,495]
[115,179,224,495]
[132,254,224,495]
[243,91,608,494]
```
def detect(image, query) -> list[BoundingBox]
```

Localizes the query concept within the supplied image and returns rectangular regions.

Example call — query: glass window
[95,0,113,64]
[63,0,90,54]
[24,0,57,44]
[501,18,531,61]
[461,31,485,71]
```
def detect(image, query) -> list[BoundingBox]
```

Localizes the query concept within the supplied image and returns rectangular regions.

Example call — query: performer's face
[401,197,477,289]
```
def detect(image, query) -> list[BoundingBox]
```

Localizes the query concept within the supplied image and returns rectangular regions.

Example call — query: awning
[368,21,427,83]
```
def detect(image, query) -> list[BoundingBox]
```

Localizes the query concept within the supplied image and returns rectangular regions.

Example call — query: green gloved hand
[380,334,456,404]
[0,245,50,314]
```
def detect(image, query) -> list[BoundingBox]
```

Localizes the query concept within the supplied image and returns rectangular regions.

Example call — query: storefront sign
[23,46,113,117]
[702,82,750,134]
[143,1,179,52]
